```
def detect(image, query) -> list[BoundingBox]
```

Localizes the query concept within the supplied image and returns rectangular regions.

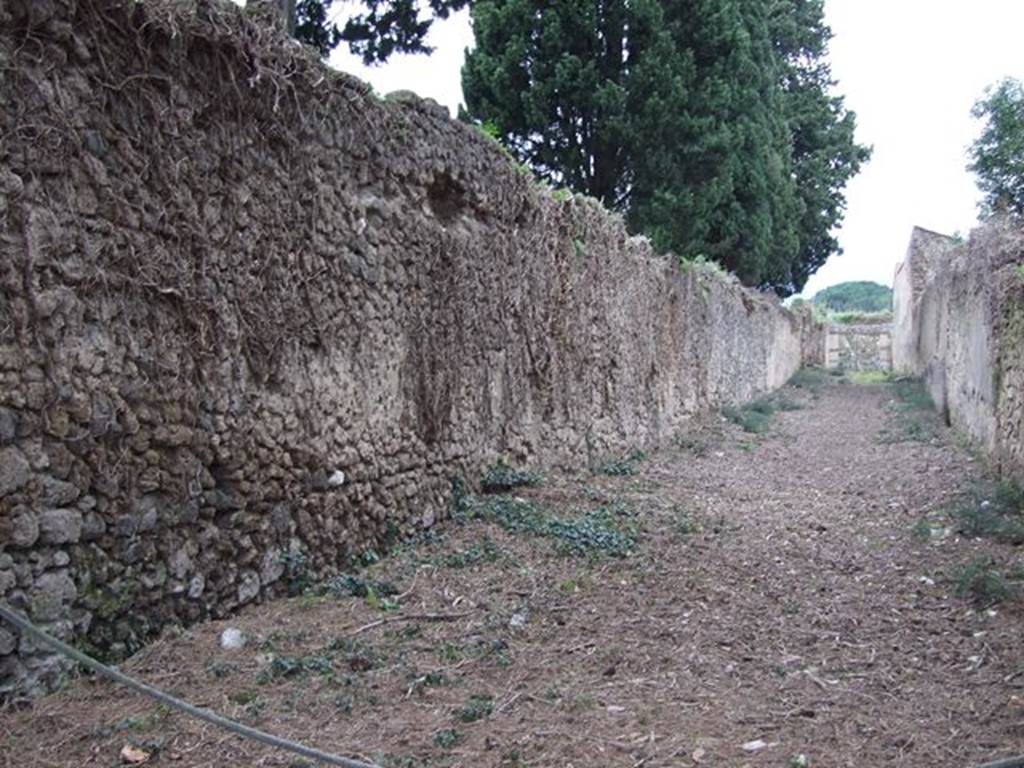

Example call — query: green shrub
[950,481,1024,544]
[877,378,941,443]
[481,462,542,493]
[593,449,646,476]
[434,729,462,748]
[465,495,637,558]
[441,537,501,568]
[787,367,831,392]
[456,694,494,723]
[954,559,1017,606]
[847,369,896,385]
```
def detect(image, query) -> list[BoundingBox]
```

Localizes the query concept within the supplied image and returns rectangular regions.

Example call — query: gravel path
[3,378,1022,768]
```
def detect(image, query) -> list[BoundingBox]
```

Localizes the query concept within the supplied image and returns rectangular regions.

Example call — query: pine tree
[627,0,801,288]
[767,0,870,293]
[462,0,689,210]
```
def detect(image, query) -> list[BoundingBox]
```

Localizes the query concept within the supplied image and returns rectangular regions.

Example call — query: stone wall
[892,227,958,374]
[892,218,1024,477]
[0,0,815,697]
[824,323,892,371]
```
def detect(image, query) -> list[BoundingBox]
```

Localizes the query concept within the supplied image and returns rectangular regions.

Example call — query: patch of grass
[465,495,637,557]
[546,508,638,557]
[877,378,942,443]
[911,516,941,541]
[949,480,1024,544]
[324,638,381,672]
[278,549,312,597]
[677,254,728,278]
[672,505,699,536]
[258,638,381,684]
[675,434,710,457]
[773,395,803,411]
[481,462,542,493]
[257,653,334,684]
[593,449,646,476]
[434,728,462,749]
[788,367,832,392]
[723,402,773,433]
[847,369,896,385]
[723,392,804,434]
[441,536,501,568]
[954,559,1019,606]
[455,693,494,723]
[407,669,452,696]
[831,311,892,325]
[321,573,398,601]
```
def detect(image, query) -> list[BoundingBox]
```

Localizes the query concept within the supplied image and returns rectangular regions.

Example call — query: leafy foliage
[723,393,801,433]
[593,449,646,476]
[462,0,868,295]
[467,495,638,557]
[767,0,871,291]
[480,462,542,493]
[462,0,686,210]
[949,480,1024,544]
[877,378,942,444]
[954,559,1018,606]
[969,77,1024,216]
[811,280,893,313]
[295,0,343,55]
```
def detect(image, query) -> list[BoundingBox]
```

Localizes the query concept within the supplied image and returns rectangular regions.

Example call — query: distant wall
[892,227,958,374]
[892,220,1024,476]
[0,0,817,697]
[825,323,892,371]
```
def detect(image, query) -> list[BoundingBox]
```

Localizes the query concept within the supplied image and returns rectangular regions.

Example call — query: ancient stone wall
[892,227,958,374]
[892,218,1024,477]
[824,323,892,372]
[0,0,815,697]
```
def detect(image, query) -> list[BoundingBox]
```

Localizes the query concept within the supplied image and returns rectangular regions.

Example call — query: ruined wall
[892,227,958,374]
[824,323,892,372]
[0,0,813,697]
[892,219,1024,476]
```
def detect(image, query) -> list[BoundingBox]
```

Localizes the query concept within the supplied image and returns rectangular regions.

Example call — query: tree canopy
[462,0,868,295]
[969,77,1024,216]
[811,281,892,313]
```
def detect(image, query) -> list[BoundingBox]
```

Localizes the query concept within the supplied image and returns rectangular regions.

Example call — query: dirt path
[3,377,1023,768]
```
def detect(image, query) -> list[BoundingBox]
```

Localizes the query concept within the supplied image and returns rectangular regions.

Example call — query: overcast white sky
[327,1,1024,297]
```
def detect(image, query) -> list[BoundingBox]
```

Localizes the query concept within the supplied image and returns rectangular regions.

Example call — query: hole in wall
[426,173,467,225]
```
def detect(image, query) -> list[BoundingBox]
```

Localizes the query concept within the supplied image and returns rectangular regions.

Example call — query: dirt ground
[3,376,1023,768]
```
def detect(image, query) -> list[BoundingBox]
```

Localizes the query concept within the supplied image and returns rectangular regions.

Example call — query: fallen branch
[349,611,473,636]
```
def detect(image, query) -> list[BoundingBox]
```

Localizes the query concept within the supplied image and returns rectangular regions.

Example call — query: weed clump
[434,728,462,748]
[877,378,942,443]
[788,367,832,392]
[466,496,637,557]
[455,693,494,723]
[954,558,1020,606]
[481,462,542,493]
[723,391,805,434]
[322,573,398,600]
[441,537,501,568]
[949,481,1024,544]
[593,449,646,476]
[846,369,896,385]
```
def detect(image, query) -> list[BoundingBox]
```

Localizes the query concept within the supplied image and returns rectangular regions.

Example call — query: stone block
[7,507,39,548]
[0,447,30,496]
[29,570,77,622]
[38,508,83,545]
